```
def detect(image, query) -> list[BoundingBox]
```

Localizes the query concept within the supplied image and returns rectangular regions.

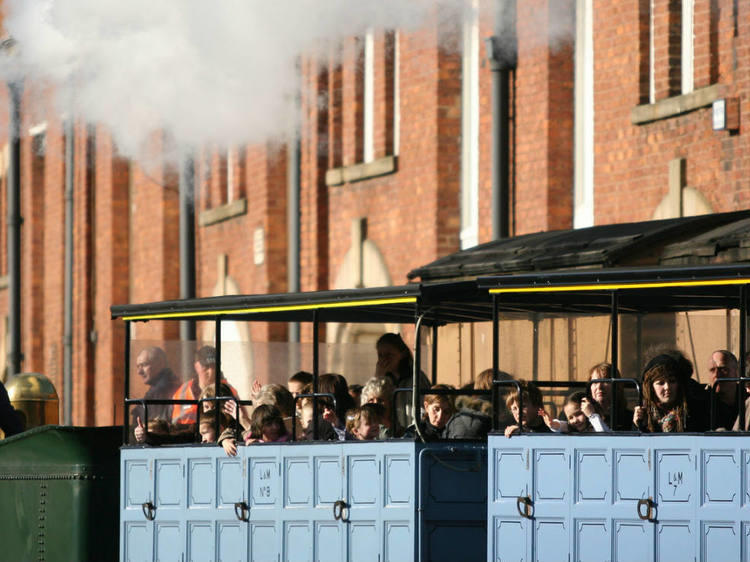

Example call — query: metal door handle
[234,501,250,522]
[516,496,533,519]
[333,500,349,522]
[637,498,655,522]
[141,501,156,521]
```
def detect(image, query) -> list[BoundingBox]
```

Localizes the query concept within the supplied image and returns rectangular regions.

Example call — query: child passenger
[541,391,610,433]
[504,380,551,437]
[198,409,222,443]
[346,404,382,440]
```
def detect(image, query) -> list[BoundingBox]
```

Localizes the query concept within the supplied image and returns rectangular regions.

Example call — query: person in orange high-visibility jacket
[171,345,237,425]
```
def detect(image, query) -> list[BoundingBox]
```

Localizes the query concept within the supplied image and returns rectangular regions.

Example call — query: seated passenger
[504,380,551,437]
[348,384,363,404]
[171,346,237,425]
[317,373,355,440]
[244,404,290,444]
[255,383,296,434]
[588,362,633,431]
[361,376,396,437]
[295,389,338,442]
[541,391,610,433]
[704,350,740,430]
[405,385,491,440]
[198,409,224,444]
[130,346,180,433]
[346,404,383,440]
[375,333,431,430]
[287,370,313,398]
[633,354,707,432]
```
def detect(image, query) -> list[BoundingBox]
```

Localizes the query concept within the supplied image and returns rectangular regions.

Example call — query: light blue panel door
[383,450,415,562]
[248,452,280,560]
[280,444,344,561]
[346,448,381,561]
[697,445,741,562]
[217,521,245,562]
[121,452,154,562]
[187,521,214,562]
[612,443,654,562]
[532,447,570,562]
[570,446,611,562]
[155,521,183,562]
[122,521,151,562]
[487,437,531,561]
[654,447,697,561]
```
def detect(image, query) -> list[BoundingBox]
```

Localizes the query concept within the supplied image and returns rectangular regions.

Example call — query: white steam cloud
[1,0,454,160]
[1,1,574,163]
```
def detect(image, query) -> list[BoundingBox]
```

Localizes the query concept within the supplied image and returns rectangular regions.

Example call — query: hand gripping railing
[291,392,337,441]
[124,396,251,444]
[586,378,641,431]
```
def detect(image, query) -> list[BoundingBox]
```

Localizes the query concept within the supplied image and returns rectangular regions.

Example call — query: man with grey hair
[131,346,180,428]
[706,349,739,430]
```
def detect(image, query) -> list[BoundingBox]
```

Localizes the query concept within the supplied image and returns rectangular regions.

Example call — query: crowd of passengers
[130,335,750,452]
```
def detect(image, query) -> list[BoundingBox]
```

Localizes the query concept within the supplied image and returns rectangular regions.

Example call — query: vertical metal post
[63,117,74,425]
[179,153,196,342]
[312,310,319,439]
[215,318,222,381]
[123,321,131,443]
[431,324,438,385]
[7,80,22,378]
[739,285,747,430]
[492,294,499,431]
[610,291,619,430]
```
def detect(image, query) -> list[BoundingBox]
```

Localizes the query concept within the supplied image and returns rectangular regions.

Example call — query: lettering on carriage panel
[656,451,693,504]
[251,458,279,506]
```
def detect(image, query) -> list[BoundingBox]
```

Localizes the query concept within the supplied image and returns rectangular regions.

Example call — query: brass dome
[6,372,59,401]
[6,372,59,429]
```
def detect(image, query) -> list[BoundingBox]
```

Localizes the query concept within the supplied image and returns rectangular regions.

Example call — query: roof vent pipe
[486,0,517,240]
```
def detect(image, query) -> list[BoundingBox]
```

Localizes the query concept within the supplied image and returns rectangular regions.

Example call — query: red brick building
[0,1,747,425]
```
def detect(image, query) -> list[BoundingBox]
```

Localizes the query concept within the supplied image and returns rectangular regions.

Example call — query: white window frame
[459,1,479,249]
[681,0,694,94]
[574,0,595,228]
[363,29,375,163]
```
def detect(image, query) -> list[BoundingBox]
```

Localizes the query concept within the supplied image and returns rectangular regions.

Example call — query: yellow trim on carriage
[489,278,750,294]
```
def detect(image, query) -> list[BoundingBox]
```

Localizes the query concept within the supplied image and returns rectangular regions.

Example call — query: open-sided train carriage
[111,282,494,562]
[479,264,750,562]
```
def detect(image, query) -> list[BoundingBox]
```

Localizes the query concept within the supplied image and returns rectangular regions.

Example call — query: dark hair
[318,373,355,420]
[376,333,412,361]
[289,371,313,385]
[505,379,543,409]
[250,404,287,439]
[642,361,687,432]
[195,346,216,368]
[564,390,587,407]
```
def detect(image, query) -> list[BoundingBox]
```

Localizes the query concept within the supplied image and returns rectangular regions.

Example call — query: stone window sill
[199,198,247,227]
[326,155,397,186]
[631,84,721,125]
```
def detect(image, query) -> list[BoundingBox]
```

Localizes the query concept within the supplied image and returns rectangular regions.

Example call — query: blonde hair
[345,404,383,434]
